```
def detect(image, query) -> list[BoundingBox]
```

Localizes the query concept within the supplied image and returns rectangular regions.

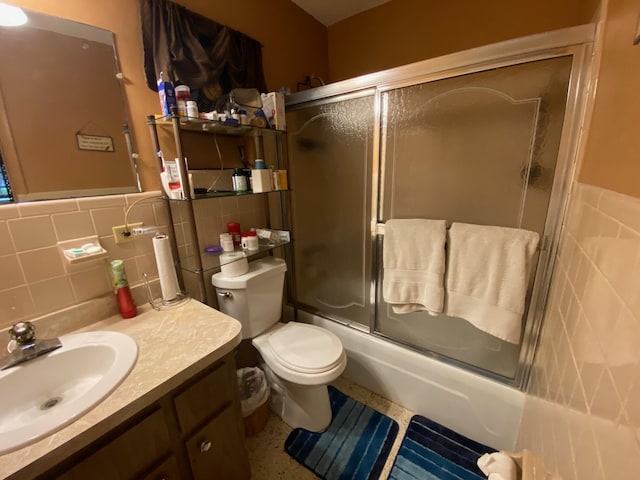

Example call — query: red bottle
[227,221,242,246]
[110,260,137,318]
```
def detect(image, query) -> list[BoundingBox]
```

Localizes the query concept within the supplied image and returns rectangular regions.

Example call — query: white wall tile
[518,183,640,479]
[52,211,96,241]
[0,286,35,328]
[0,193,171,327]
[8,216,57,251]
[17,198,78,217]
[18,247,65,283]
[0,254,25,290]
[0,222,15,255]
[30,277,76,315]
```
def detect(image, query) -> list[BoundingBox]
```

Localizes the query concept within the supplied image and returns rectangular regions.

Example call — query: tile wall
[0,189,274,331]
[0,192,168,330]
[517,182,640,479]
[169,191,272,304]
[170,192,269,258]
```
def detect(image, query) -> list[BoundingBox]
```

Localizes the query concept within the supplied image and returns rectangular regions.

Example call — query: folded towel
[444,223,539,343]
[383,219,447,315]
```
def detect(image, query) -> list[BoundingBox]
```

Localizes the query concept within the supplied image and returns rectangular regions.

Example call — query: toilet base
[262,364,332,432]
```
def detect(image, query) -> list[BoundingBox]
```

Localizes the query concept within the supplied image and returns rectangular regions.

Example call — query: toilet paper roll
[153,234,180,301]
[220,252,249,277]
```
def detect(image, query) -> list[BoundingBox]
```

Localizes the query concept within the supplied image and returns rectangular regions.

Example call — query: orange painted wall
[9,0,636,199]
[8,0,327,191]
[328,0,599,82]
[578,0,640,198]
[328,0,640,200]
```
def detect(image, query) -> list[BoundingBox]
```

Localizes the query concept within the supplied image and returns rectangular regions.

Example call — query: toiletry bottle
[238,109,248,125]
[227,222,242,246]
[244,168,253,191]
[109,260,137,319]
[220,233,234,252]
[160,158,184,199]
[175,85,191,116]
[186,100,198,118]
[157,72,177,116]
[232,168,247,192]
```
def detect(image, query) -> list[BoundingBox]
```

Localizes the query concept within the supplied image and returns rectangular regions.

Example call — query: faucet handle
[9,322,36,346]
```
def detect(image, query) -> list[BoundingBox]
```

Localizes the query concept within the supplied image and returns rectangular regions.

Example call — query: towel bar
[374,223,548,251]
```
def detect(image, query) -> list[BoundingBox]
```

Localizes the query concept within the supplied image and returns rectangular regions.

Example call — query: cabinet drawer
[141,455,181,480]
[185,405,250,480]
[58,409,171,480]
[173,359,234,433]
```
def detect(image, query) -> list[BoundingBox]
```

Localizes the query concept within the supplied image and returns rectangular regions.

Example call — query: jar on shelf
[175,85,190,116]
[232,168,248,192]
[241,231,259,251]
[186,100,198,118]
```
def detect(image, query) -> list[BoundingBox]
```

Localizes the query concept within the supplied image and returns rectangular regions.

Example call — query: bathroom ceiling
[292,0,393,26]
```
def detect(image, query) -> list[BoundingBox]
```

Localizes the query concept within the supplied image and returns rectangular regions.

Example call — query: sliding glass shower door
[287,93,375,328]
[376,56,573,379]
[285,42,587,385]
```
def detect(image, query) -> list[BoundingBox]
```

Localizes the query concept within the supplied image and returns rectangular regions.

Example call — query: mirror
[0,8,140,202]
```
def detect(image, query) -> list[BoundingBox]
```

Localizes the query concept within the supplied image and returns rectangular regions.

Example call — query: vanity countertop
[0,299,242,480]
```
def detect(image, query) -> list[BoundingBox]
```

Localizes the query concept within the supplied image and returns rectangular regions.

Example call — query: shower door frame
[285,24,595,389]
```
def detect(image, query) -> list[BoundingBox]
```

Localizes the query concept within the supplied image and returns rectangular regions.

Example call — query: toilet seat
[252,322,347,386]
[268,323,344,374]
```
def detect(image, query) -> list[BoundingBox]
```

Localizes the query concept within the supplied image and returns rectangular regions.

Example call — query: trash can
[237,367,270,437]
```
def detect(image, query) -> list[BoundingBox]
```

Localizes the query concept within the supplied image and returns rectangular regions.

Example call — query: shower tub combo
[283,25,595,450]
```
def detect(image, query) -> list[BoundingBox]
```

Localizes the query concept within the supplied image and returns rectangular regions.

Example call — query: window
[0,153,13,203]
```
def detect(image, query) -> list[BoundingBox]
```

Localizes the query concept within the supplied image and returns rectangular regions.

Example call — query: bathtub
[297,310,524,451]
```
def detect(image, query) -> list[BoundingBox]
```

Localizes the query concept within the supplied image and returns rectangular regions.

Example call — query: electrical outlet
[112,222,143,244]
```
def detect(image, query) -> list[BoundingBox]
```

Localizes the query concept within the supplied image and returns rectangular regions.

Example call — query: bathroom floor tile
[244,376,414,479]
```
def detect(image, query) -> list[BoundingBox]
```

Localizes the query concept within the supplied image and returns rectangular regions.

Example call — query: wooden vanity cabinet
[174,353,250,480]
[140,456,181,480]
[186,405,249,480]
[43,352,250,480]
[56,409,172,480]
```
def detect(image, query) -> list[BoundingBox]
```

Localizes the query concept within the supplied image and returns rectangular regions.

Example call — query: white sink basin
[0,330,138,454]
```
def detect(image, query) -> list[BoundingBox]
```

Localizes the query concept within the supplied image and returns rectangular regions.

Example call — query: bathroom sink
[0,330,138,454]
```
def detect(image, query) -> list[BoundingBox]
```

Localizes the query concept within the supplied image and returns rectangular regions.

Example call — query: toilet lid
[267,323,344,374]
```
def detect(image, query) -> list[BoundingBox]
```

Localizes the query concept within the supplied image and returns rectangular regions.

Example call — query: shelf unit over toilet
[146,113,290,306]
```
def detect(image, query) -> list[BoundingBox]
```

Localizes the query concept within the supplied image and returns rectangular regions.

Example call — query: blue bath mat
[285,386,399,480]
[388,415,496,480]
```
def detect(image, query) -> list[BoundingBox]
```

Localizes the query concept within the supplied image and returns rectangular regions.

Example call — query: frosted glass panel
[381,56,572,235]
[377,56,573,379]
[287,95,374,327]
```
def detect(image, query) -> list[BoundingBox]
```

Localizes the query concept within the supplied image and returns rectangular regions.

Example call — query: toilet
[212,257,347,432]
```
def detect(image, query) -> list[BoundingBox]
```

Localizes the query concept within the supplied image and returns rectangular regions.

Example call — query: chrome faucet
[0,322,62,370]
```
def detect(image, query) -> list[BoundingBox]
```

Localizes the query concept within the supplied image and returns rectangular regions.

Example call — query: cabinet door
[58,409,171,480]
[173,359,234,435]
[186,405,250,480]
[141,456,181,480]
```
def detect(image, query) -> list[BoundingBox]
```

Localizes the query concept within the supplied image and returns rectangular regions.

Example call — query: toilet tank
[211,257,287,338]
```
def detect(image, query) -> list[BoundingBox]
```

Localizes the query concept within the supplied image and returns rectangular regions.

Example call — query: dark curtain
[140,0,267,110]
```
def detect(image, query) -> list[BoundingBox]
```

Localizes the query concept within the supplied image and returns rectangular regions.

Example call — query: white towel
[383,219,447,315]
[444,223,539,343]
